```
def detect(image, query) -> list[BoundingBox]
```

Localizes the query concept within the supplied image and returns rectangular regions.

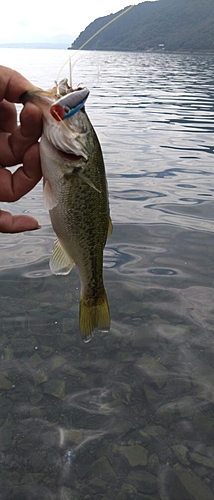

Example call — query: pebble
[189,452,214,469]
[171,444,190,466]
[90,456,117,481]
[137,354,168,388]
[155,401,178,426]
[43,379,66,399]
[174,466,214,500]
[128,470,157,494]
[114,444,148,467]
[0,374,13,390]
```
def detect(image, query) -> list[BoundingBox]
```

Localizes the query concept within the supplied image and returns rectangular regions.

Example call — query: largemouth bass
[21,80,112,341]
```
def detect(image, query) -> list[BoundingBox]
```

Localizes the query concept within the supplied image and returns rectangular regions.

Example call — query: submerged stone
[48,354,67,371]
[171,444,190,466]
[177,396,195,419]
[189,452,214,468]
[43,379,66,399]
[128,470,157,494]
[119,301,143,315]
[154,401,178,426]
[28,352,43,366]
[144,425,166,438]
[116,483,138,500]
[0,374,13,390]
[115,444,148,467]
[21,472,44,484]
[175,466,214,500]
[33,369,48,385]
[66,429,83,444]
[143,383,163,406]
[59,486,79,500]
[90,456,116,481]
[0,425,12,451]
[39,345,55,358]
[88,478,107,493]
[137,354,168,388]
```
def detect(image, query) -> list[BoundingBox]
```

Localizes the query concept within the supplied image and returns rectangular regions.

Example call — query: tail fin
[79,290,110,341]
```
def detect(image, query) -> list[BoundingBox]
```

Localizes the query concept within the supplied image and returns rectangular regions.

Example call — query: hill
[70,0,214,52]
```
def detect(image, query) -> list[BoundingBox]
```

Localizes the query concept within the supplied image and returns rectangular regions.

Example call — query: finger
[20,101,43,139]
[0,209,40,233]
[0,143,42,201]
[0,66,39,103]
[0,103,42,167]
[0,100,17,133]
[3,104,42,166]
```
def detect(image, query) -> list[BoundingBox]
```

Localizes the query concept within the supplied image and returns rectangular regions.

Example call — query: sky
[1,0,156,43]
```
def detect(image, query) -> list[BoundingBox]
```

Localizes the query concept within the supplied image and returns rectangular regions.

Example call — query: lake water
[0,48,214,499]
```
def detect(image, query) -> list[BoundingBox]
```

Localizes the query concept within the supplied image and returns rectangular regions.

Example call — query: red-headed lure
[50,87,90,121]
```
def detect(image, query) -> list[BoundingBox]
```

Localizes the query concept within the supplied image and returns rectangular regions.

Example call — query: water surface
[0,49,214,499]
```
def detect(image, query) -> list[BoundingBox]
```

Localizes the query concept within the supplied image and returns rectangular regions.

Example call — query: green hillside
[70,0,214,52]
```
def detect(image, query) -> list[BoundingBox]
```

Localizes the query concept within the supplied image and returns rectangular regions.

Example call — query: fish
[21,79,112,341]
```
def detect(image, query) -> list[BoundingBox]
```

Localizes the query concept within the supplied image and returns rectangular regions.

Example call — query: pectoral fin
[50,238,74,275]
[66,170,101,193]
[43,179,58,211]
[77,172,101,193]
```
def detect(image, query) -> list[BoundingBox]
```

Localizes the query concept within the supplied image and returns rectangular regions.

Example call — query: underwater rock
[48,354,67,371]
[33,369,48,385]
[193,364,214,403]
[114,444,148,467]
[144,425,166,438]
[62,318,75,333]
[193,411,214,435]
[128,470,157,494]
[175,466,214,500]
[116,483,138,500]
[132,325,156,348]
[0,374,13,390]
[119,301,143,315]
[147,453,160,474]
[28,352,43,366]
[171,444,190,466]
[189,452,214,468]
[113,382,132,405]
[154,401,178,427]
[62,364,87,378]
[143,384,163,406]
[39,345,55,358]
[11,338,35,356]
[177,396,195,419]
[21,472,44,484]
[90,456,117,481]
[0,425,12,451]
[43,379,66,399]
[87,478,107,493]
[66,429,83,445]
[137,354,168,388]
[1,471,20,484]
[59,486,80,499]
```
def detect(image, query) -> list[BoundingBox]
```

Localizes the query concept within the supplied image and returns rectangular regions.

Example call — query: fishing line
[56,4,135,84]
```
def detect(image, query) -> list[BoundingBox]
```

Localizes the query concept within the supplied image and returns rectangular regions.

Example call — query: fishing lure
[50,87,90,121]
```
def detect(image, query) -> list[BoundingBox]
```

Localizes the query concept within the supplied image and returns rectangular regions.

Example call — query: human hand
[0,65,42,233]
